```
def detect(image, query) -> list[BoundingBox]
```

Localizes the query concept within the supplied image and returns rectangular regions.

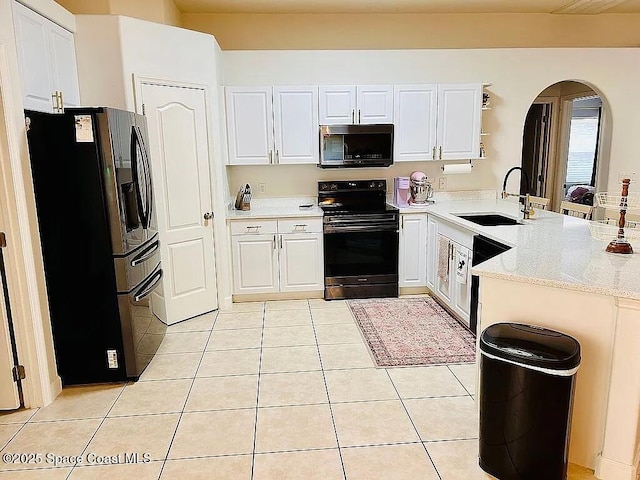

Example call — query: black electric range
[318,180,399,300]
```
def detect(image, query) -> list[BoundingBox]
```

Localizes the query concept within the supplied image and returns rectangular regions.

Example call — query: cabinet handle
[246,225,261,232]
[439,146,443,160]
[293,224,307,230]
[351,109,355,123]
[269,150,273,164]
[279,235,283,249]
[273,234,276,250]
[401,217,404,230]
[358,109,361,123]
[275,150,279,164]
[432,146,436,161]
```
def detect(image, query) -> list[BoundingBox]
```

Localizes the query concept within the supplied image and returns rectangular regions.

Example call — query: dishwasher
[470,235,512,335]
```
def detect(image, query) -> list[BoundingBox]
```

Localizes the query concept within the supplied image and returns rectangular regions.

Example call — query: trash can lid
[480,323,581,371]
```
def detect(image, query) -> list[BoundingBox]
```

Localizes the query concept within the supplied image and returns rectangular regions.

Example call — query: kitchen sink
[455,213,522,226]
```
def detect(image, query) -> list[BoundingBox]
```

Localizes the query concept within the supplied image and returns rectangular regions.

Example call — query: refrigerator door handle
[130,239,160,267]
[130,125,151,229]
[134,267,163,302]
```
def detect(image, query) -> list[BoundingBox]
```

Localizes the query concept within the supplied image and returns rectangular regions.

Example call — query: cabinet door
[426,215,437,291]
[225,87,274,165]
[434,235,453,304]
[49,23,80,108]
[279,233,323,292]
[232,234,279,294]
[357,85,393,124]
[319,86,356,124]
[451,242,473,327]
[394,85,437,161]
[12,1,55,112]
[398,214,428,287]
[436,83,482,160]
[273,86,319,165]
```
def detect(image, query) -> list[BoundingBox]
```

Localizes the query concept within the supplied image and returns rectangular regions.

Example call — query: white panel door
[12,1,55,112]
[319,86,356,124]
[232,235,279,294]
[225,87,273,165]
[436,83,482,160]
[279,233,323,292]
[357,85,393,124]
[140,83,218,324]
[426,215,437,291]
[273,86,319,165]
[0,276,20,410]
[394,85,437,161]
[398,214,428,287]
[48,24,80,108]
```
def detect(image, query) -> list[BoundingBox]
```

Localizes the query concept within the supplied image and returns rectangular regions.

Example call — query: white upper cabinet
[436,83,482,160]
[225,87,274,165]
[273,86,319,165]
[394,85,438,162]
[318,86,356,124]
[226,86,319,165]
[319,85,393,124]
[12,1,80,113]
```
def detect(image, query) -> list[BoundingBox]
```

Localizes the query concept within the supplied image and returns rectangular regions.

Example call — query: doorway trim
[531,96,560,207]
[0,42,61,408]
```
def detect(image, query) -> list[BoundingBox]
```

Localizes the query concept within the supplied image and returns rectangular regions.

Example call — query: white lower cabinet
[429,216,474,327]
[231,218,323,295]
[398,213,428,287]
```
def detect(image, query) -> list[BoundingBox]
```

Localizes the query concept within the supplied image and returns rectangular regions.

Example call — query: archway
[520,81,611,213]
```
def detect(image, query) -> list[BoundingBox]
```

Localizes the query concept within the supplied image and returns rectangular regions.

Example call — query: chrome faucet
[501,166,533,220]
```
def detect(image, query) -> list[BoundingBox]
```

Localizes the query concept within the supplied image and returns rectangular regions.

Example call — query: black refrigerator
[25,107,166,385]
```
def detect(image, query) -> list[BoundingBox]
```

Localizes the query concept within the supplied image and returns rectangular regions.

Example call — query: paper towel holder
[441,160,473,174]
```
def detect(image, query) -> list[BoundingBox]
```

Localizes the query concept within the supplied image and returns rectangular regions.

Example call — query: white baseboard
[595,455,638,480]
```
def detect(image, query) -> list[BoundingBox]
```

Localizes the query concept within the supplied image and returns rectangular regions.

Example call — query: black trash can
[478,323,581,480]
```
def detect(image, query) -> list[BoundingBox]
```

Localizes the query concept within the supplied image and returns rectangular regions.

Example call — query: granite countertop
[402,198,640,301]
[226,197,324,219]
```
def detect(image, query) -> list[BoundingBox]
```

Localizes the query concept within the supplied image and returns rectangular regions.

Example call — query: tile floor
[0,299,597,479]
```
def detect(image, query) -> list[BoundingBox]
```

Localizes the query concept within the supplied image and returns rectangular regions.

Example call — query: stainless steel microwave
[319,124,394,168]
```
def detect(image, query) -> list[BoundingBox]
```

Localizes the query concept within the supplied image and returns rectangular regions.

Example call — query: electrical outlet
[439,177,447,190]
[259,183,266,194]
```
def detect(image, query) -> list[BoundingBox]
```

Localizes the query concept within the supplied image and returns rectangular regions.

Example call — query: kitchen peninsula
[424,198,639,480]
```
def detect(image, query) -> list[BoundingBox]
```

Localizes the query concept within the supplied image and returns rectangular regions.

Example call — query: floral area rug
[347,297,476,367]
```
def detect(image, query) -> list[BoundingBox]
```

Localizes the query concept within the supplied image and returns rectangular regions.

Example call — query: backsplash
[227,161,496,200]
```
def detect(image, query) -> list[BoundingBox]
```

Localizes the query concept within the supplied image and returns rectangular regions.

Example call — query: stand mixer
[409,171,434,205]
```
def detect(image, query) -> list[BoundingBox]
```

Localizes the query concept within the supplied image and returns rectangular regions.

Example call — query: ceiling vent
[553,0,628,14]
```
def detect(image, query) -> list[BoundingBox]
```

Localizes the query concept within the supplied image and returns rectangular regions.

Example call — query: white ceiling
[174,0,640,14]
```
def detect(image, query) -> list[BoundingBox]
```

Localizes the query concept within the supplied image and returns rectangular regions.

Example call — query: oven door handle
[324,225,399,233]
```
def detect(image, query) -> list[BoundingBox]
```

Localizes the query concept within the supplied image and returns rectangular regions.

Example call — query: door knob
[203,212,213,220]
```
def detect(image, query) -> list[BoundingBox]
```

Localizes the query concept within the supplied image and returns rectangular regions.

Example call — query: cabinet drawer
[277,218,323,234]
[231,219,278,235]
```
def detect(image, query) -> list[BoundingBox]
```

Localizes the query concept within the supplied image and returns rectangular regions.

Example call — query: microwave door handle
[134,268,163,302]
[130,126,150,229]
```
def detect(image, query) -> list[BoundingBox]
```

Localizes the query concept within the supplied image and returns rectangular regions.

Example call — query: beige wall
[183,12,640,50]
[56,0,182,26]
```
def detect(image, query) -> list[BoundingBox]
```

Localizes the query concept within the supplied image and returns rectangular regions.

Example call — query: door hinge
[12,365,25,382]
[142,104,146,115]
[0,232,6,248]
